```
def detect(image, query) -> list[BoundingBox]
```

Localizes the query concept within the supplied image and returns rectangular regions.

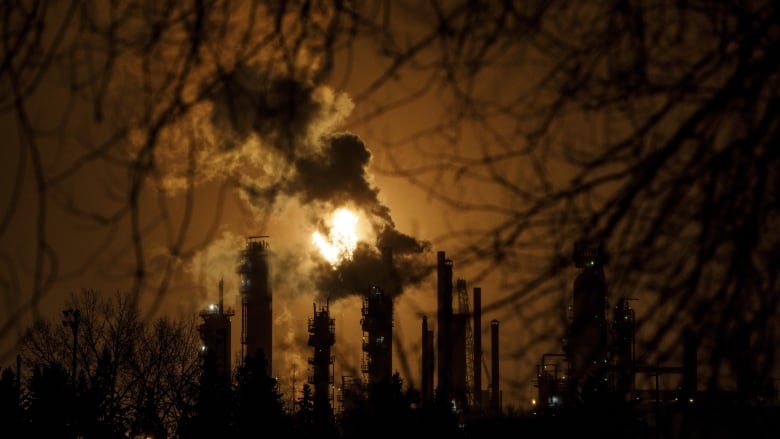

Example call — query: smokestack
[436,251,454,407]
[473,287,482,409]
[421,315,434,402]
[490,319,499,414]
[218,277,224,312]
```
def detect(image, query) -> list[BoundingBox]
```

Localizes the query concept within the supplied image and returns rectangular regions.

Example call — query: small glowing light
[209,304,216,311]
[200,345,206,352]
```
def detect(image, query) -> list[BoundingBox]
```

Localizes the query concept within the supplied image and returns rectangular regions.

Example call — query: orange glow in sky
[312,208,359,266]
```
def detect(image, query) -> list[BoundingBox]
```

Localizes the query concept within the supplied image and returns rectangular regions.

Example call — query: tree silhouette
[1,0,778,426]
[339,372,462,439]
[233,350,291,438]
[345,0,780,399]
[0,0,359,359]
[76,348,125,438]
[0,365,24,437]
[293,383,333,439]
[20,288,200,437]
[178,349,232,439]
[26,361,75,437]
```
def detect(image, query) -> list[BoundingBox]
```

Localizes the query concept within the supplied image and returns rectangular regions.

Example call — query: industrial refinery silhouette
[196,235,779,437]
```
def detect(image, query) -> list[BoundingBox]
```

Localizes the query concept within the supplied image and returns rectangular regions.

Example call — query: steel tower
[238,236,273,373]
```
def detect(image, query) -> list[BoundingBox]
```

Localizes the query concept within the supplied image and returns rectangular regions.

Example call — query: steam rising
[194,64,432,302]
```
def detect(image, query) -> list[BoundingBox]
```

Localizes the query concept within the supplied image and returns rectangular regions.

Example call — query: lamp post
[62,308,80,388]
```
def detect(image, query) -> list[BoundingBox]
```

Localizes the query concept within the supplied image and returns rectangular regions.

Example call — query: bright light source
[312,208,359,266]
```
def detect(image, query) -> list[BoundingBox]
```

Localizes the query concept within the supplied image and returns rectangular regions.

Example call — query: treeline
[0,289,463,439]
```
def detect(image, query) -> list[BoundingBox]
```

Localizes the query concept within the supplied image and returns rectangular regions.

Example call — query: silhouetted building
[337,375,363,415]
[536,353,568,415]
[360,247,399,387]
[238,236,273,374]
[308,302,335,420]
[612,296,636,399]
[566,240,609,404]
[455,278,476,410]
[361,286,393,385]
[452,313,468,411]
[198,279,235,386]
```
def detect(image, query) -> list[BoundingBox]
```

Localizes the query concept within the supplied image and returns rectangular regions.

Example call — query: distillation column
[566,240,609,404]
[238,236,273,374]
[361,286,393,385]
[308,302,335,420]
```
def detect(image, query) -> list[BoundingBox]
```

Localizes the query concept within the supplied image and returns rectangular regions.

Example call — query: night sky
[1,1,778,413]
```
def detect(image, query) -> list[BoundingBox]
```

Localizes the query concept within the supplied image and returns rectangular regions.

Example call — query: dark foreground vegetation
[2,290,778,439]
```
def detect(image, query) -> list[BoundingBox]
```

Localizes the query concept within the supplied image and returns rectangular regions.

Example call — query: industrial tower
[421,315,435,403]
[612,296,636,400]
[360,247,398,386]
[472,287,483,410]
[433,252,493,413]
[565,240,609,404]
[238,236,273,373]
[198,279,235,386]
[308,302,335,420]
[436,250,454,406]
[536,241,700,414]
[456,278,475,409]
[361,286,393,385]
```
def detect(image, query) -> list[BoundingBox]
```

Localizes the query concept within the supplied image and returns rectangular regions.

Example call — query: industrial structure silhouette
[197,236,779,433]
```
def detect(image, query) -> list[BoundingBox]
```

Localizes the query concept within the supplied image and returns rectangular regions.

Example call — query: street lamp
[62,308,80,388]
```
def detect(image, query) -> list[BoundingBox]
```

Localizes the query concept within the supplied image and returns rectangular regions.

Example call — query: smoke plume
[206,63,433,301]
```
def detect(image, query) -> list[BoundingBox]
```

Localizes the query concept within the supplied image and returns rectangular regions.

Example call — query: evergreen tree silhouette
[0,366,24,438]
[179,354,234,439]
[27,362,76,437]
[233,350,291,438]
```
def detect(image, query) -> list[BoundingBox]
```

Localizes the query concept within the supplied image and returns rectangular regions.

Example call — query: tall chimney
[436,251,454,407]
[473,287,482,409]
[490,319,500,414]
[421,315,435,402]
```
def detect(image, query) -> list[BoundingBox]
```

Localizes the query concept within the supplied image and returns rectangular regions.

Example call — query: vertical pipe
[422,315,433,401]
[490,319,499,414]
[218,277,224,313]
[473,287,482,408]
[437,251,453,406]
